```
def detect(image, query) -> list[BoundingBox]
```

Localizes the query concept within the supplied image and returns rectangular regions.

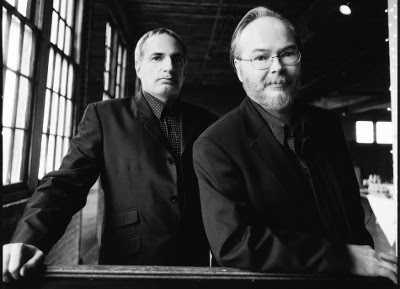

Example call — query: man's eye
[280,51,295,57]
[253,55,270,62]
[152,56,162,61]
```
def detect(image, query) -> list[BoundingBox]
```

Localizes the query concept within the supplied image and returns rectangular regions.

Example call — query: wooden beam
[4,265,395,289]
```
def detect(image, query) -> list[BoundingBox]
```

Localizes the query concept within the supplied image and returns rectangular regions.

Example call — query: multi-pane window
[38,0,83,179]
[356,120,393,144]
[2,0,40,185]
[103,22,127,100]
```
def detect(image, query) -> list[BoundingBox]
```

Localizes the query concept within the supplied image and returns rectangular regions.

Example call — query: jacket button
[170,195,178,202]
[167,155,174,164]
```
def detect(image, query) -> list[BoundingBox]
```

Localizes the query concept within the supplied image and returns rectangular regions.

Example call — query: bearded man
[193,6,397,284]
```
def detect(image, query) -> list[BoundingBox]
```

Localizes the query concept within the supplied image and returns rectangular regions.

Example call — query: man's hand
[2,243,44,283]
[347,244,397,284]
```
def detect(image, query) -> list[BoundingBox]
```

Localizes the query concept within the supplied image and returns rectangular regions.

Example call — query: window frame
[1,0,85,204]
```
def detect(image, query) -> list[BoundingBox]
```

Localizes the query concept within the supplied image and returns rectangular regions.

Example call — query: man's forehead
[142,34,183,55]
[238,16,295,52]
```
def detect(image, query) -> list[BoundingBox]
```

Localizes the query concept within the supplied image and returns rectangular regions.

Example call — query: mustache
[266,75,293,85]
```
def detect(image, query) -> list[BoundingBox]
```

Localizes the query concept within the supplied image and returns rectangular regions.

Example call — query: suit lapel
[135,92,170,150]
[240,98,308,198]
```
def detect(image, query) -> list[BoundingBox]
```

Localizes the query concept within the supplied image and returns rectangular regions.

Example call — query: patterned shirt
[143,91,181,158]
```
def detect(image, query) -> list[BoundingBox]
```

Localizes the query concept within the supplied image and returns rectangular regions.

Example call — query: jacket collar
[239,97,310,198]
[133,91,196,155]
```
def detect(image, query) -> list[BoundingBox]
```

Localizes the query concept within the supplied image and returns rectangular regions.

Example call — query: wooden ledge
[3,265,396,289]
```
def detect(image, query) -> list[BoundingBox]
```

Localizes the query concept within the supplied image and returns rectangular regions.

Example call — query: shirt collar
[250,99,302,147]
[142,90,180,120]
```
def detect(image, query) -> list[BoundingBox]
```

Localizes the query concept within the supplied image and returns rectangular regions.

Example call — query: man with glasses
[193,6,397,283]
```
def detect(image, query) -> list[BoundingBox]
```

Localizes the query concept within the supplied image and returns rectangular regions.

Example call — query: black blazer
[193,97,373,272]
[12,92,217,266]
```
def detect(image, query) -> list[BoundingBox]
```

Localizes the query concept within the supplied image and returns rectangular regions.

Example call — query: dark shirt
[143,91,181,159]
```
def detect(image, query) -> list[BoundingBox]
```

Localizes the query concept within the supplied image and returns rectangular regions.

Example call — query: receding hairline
[134,28,187,69]
[235,16,298,54]
[144,35,183,56]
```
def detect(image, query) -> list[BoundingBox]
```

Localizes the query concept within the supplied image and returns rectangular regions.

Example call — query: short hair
[230,6,302,70]
[134,28,187,68]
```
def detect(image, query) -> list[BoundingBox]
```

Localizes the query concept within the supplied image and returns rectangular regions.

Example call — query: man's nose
[269,56,284,73]
[162,57,174,71]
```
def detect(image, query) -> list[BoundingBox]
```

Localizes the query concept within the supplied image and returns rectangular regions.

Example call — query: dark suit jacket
[12,92,217,266]
[193,97,373,273]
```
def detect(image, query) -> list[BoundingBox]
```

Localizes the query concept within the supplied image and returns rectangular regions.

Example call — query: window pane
[66,0,74,26]
[53,53,61,92]
[64,99,72,137]
[17,0,29,17]
[7,15,21,70]
[38,134,48,179]
[10,129,24,183]
[67,64,74,99]
[376,121,393,144]
[121,49,126,98]
[46,134,55,173]
[42,89,51,132]
[57,19,65,50]
[115,85,120,99]
[356,121,374,144]
[21,25,33,76]
[105,23,110,47]
[105,48,110,71]
[57,97,65,134]
[49,92,59,134]
[64,26,71,55]
[117,45,122,63]
[104,71,109,90]
[3,8,8,57]
[53,0,60,11]
[55,136,63,169]
[5,0,16,6]
[60,0,67,19]
[50,11,58,44]
[46,48,54,88]
[116,65,121,85]
[15,76,30,128]
[60,59,68,96]
[2,128,12,185]
[63,137,70,156]
[74,0,83,63]
[3,70,17,127]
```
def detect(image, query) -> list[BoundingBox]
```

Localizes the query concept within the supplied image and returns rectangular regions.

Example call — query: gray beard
[243,80,295,111]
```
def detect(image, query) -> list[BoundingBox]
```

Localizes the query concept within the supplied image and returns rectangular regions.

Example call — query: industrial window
[356,121,393,144]
[376,121,392,144]
[2,0,84,201]
[38,0,83,179]
[2,0,41,185]
[103,22,127,101]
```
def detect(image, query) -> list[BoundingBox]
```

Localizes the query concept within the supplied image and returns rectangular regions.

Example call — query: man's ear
[234,59,243,83]
[135,61,142,78]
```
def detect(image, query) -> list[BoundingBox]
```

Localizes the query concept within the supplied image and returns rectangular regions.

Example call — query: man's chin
[256,92,293,110]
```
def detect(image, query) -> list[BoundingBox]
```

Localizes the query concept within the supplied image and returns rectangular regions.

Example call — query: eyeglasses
[236,49,301,70]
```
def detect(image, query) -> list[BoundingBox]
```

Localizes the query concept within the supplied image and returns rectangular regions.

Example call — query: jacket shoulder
[200,106,242,140]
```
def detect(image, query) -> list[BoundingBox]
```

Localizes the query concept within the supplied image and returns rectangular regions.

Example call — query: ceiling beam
[198,0,223,86]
